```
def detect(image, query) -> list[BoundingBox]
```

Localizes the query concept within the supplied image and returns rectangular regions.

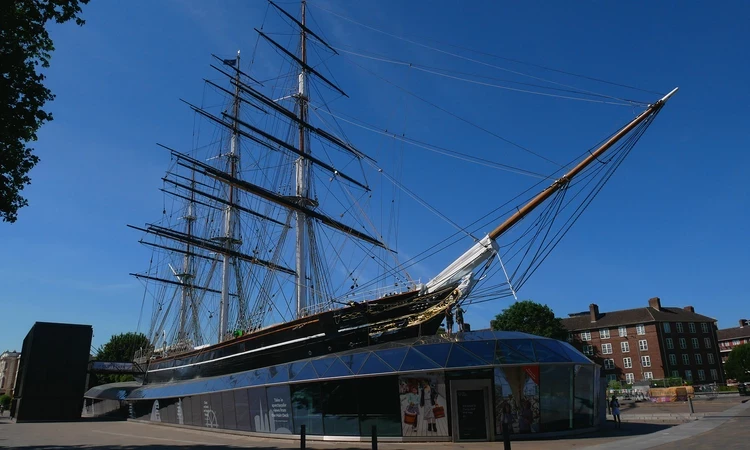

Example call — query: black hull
[145,286,457,384]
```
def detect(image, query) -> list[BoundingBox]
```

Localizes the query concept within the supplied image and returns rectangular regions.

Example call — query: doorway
[450,379,493,442]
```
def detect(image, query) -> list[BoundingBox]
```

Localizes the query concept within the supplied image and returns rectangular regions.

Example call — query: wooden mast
[488,87,678,241]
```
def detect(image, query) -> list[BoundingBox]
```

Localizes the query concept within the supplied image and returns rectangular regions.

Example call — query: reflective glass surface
[399,348,441,372]
[413,343,451,366]
[458,340,496,363]
[446,343,488,367]
[324,357,354,377]
[375,347,408,371]
[358,353,393,375]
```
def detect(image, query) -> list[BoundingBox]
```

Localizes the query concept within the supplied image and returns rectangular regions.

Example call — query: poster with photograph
[494,366,540,434]
[398,372,449,437]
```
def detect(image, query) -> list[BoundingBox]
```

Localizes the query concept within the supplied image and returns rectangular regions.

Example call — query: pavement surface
[0,399,746,450]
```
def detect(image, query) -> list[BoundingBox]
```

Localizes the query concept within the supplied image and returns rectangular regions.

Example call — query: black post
[300,424,306,449]
[371,424,378,450]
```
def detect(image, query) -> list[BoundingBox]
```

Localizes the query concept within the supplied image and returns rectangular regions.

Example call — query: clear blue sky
[1,0,748,353]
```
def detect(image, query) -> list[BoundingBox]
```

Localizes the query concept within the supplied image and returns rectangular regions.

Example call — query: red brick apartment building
[561,297,724,385]
[717,319,750,378]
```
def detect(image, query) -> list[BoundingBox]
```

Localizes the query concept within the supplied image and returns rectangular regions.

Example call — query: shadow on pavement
[521,422,673,442]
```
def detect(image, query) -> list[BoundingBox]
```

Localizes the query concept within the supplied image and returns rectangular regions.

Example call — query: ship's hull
[144,284,459,384]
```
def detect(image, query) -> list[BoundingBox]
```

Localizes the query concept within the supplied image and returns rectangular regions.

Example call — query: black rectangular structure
[13,322,93,422]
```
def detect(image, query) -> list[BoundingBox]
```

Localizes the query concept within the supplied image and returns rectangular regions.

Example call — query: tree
[92,332,151,385]
[490,300,568,340]
[1,0,90,223]
[0,394,11,409]
[725,343,750,382]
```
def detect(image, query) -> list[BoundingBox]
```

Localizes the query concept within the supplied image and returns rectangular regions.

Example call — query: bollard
[372,424,378,450]
[300,424,306,449]
[688,397,694,414]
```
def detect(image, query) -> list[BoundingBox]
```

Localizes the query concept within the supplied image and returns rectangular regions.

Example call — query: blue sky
[1,0,748,353]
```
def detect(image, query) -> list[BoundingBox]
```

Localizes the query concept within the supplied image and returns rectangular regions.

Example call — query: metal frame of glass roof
[121,331,594,400]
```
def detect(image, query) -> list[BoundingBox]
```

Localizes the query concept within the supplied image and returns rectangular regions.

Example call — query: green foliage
[608,380,622,390]
[718,385,738,392]
[725,343,750,382]
[490,300,568,340]
[96,332,151,362]
[0,394,11,408]
[0,0,90,223]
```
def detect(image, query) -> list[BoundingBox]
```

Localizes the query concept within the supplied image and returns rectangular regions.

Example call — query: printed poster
[398,372,449,437]
[494,366,540,434]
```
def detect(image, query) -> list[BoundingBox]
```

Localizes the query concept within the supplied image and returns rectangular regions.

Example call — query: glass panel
[311,357,336,377]
[234,389,251,431]
[413,343,452,367]
[291,383,323,435]
[358,353,394,375]
[532,341,569,362]
[398,372,449,437]
[290,362,318,381]
[494,331,536,339]
[495,341,534,364]
[247,387,269,432]
[494,366,540,435]
[540,365,572,432]
[460,330,496,341]
[573,365,595,428]
[504,339,537,361]
[247,369,268,386]
[323,357,354,378]
[221,390,237,429]
[399,348,441,372]
[458,340,496,363]
[556,341,593,363]
[288,361,308,380]
[357,376,401,437]
[265,385,293,434]
[341,352,369,375]
[446,344,487,368]
[207,392,223,428]
[536,340,573,362]
[322,380,360,435]
[267,365,289,384]
[374,347,408,371]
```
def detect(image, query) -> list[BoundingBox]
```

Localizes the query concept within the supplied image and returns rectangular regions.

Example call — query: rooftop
[718,320,750,341]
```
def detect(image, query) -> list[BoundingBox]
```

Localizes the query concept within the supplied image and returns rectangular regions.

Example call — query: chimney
[684,306,695,313]
[589,303,599,322]
[741,319,748,328]
[648,297,662,311]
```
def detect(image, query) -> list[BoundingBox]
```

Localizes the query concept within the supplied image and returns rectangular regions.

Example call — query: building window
[623,357,632,369]
[669,354,677,365]
[619,326,627,337]
[676,322,684,333]
[604,359,615,370]
[680,338,687,349]
[583,345,594,355]
[733,339,741,345]
[692,338,699,349]
[682,354,690,365]
[689,322,696,333]
[621,341,630,353]
[625,373,635,384]
[641,355,651,367]
[666,338,674,349]
[704,338,711,348]
[698,370,705,381]
[644,372,653,380]
[636,324,646,335]
[639,340,648,351]
[606,374,617,383]
[600,329,610,339]
[581,331,591,341]
[708,354,715,364]
[602,343,613,354]
[710,369,718,380]
[695,354,702,365]
[663,322,671,333]
[685,370,693,381]
[701,323,709,333]
[671,370,680,378]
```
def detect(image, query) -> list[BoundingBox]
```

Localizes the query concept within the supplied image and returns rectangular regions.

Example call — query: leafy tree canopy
[490,300,568,340]
[96,332,151,362]
[0,394,11,408]
[1,0,89,223]
[725,343,750,382]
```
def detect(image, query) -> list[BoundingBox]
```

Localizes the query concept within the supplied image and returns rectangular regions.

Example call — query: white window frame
[680,338,687,349]
[583,345,594,355]
[639,339,648,351]
[604,358,615,370]
[689,322,696,333]
[704,337,711,348]
[581,331,592,341]
[698,369,705,381]
[623,357,632,369]
[676,322,684,333]
[682,354,690,365]
[701,323,709,333]
[644,372,653,380]
[666,338,674,349]
[636,324,646,335]
[669,354,677,365]
[663,322,671,333]
[600,328,610,339]
[625,373,635,384]
[602,343,613,354]
[695,354,702,365]
[641,355,651,367]
[619,326,627,337]
[621,341,630,353]
[685,370,693,381]
[692,338,699,349]
[708,353,715,365]
[710,369,718,380]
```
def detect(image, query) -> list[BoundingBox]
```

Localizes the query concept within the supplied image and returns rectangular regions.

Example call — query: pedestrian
[501,402,514,450]
[444,307,454,336]
[610,394,621,428]
[455,305,465,332]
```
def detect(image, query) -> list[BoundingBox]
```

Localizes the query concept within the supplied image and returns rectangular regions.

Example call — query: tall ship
[129,1,677,384]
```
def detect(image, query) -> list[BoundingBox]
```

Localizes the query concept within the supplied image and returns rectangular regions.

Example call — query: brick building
[717,319,750,379]
[561,297,723,385]
[0,350,21,396]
